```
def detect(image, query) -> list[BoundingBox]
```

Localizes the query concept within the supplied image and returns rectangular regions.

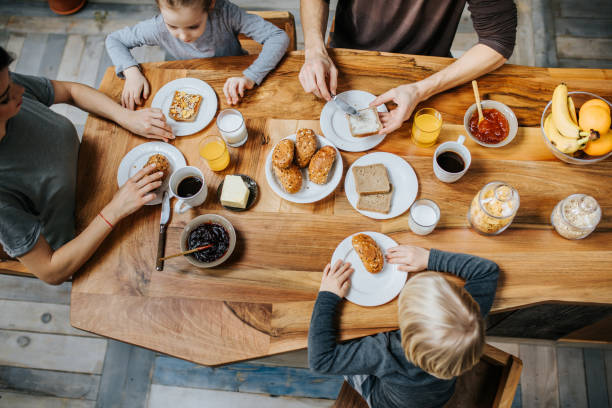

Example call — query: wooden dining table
[69,49,612,366]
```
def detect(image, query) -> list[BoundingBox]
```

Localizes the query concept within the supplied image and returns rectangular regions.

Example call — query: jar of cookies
[468,181,520,235]
[551,194,601,240]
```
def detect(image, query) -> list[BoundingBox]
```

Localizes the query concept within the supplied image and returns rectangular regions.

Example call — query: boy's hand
[120,108,174,142]
[385,246,430,273]
[319,260,354,298]
[122,66,150,110]
[223,76,255,105]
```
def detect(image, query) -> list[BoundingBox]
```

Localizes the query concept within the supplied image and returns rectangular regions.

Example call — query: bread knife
[156,190,170,271]
[332,94,358,116]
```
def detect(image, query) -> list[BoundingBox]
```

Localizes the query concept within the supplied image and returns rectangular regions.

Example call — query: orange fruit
[581,98,610,115]
[583,130,612,156]
[579,105,611,135]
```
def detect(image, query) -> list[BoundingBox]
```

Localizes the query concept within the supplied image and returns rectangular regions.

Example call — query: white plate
[151,78,218,136]
[320,90,388,152]
[331,232,406,307]
[265,134,343,204]
[345,152,418,219]
[117,142,186,205]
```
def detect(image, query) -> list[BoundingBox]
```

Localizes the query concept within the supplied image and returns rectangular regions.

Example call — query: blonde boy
[308,246,498,408]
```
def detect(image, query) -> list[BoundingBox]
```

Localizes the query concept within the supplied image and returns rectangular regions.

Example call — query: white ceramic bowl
[540,91,612,165]
[464,100,518,148]
[180,214,236,268]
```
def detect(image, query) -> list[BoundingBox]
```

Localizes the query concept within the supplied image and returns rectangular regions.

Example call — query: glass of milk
[216,109,248,147]
[408,199,440,236]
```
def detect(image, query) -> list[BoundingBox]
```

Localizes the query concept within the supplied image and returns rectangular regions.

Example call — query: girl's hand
[104,165,163,224]
[319,260,354,298]
[122,66,150,110]
[385,245,430,273]
[223,76,255,105]
[120,108,174,142]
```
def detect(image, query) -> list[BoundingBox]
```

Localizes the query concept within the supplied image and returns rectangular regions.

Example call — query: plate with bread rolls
[332,232,407,306]
[151,77,217,136]
[117,141,186,205]
[344,152,418,219]
[320,90,388,152]
[265,129,343,203]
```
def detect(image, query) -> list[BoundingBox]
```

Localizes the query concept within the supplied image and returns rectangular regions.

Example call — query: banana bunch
[544,83,593,154]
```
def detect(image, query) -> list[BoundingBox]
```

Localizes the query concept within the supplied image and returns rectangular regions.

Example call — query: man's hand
[223,76,255,105]
[120,108,174,142]
[385,245,430,273]
[122,66,150,110]
[370,83,423,134]
[319,260,354,298]
[299,48,338,101]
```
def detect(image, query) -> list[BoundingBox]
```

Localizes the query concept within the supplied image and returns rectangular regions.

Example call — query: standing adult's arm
[299,0,337,100]
[371,0,517,134]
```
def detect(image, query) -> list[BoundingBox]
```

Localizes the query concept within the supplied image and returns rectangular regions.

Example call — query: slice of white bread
[357,185,393,213]
[346,107,382,137]
[352,164,390,195]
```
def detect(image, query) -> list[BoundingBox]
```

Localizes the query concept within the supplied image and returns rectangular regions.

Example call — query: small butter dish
[216,174,258,212]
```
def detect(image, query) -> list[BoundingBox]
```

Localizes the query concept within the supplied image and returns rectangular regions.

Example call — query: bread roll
[295,128,317,168]
[273,164,302,194]
[145,154,170,181]
[272,139,294,169]
[351,233,384,274]
[308,145,336,184]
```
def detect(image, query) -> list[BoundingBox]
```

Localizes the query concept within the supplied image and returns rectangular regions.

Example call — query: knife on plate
[156,191,170,271]
[332,94,358,116]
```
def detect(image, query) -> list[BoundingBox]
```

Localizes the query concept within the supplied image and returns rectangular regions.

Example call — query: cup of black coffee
[433,135,471,183]
[169,166,207,213]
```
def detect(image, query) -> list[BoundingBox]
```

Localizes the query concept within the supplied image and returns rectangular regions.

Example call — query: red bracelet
[99,212,114,229]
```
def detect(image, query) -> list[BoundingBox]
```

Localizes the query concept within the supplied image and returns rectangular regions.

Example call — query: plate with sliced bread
[320,90,388,152]
[331,232,406,306]
[151,77,217,136]
[265,129,343,203]
[345,152,418,219]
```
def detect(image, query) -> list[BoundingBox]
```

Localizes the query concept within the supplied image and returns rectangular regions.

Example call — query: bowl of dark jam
[464,100,518,148]
[180,214,236,268]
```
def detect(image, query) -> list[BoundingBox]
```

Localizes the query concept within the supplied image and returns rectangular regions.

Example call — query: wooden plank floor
[1,0,612,407]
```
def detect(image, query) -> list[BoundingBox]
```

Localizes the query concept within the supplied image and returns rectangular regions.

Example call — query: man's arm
[51,80,173,141]
[371,44,506,134]
[299,0,337,100]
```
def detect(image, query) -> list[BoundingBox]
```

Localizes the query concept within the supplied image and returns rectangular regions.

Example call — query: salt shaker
[551,194,601,240]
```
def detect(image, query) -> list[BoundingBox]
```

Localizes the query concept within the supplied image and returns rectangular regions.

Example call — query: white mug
[433,135,471,183]
[169,166,207,213]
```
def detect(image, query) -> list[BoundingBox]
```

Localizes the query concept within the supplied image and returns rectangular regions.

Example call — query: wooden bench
[240,11,297,54]
[333,344,522,408]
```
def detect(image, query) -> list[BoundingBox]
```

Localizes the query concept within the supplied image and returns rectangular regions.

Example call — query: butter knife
[156,191,170,271]
[332,94,358,116]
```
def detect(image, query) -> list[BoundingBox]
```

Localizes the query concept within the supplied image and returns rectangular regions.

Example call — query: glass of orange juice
[412,108,442,147]
[199,136,230,171]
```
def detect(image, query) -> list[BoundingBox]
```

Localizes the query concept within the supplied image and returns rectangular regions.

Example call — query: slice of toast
[169,90,202,122]
[346,106,382,137]
[352,164,390,195]
[357,185,393,214]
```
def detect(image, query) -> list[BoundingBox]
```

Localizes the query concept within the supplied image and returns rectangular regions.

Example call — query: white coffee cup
[433,135,471,183]
[169,166,207,213]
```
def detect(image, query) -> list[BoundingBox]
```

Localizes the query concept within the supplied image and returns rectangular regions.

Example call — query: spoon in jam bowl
[159,244,213,261]
[471,80,489,131]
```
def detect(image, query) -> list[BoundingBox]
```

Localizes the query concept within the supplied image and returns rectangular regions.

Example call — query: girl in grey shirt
[106,0,289,110]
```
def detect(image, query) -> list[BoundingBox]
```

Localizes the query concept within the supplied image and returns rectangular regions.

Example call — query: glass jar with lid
[551,194,601,240]
[468,181,520,235]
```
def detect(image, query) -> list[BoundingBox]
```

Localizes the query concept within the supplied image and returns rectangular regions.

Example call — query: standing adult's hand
[120,108,175,142]
[299,48,338,101]
[369,83,423,134]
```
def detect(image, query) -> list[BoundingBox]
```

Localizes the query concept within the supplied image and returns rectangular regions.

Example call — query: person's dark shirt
[327,0,517,59]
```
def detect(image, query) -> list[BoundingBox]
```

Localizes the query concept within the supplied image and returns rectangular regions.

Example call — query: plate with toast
[320,90,388,152]
[331,232,406,306]
[265,130,343,203]
[151,78,217,136]
[345,152,418,219]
